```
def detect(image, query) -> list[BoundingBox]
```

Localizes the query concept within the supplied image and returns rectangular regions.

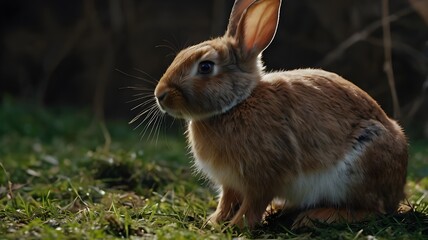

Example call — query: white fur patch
[283,147,364,208]
[193,156,244,191]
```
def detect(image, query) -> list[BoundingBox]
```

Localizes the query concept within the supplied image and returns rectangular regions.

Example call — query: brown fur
[153,0,408,229]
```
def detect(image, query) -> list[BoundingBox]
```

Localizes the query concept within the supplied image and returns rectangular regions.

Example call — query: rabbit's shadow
[260,207,428,236]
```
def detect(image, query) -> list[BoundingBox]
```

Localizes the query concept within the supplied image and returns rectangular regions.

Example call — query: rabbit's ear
[234,0,281,58]
[226,0,256,37]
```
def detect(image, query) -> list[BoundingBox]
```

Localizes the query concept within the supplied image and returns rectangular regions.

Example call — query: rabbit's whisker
[127,95,155,105]
[116,69,157,87]
[133,68,160,83]
[129,104,157,125]
[140,106,162,139]
[131,98,156,111]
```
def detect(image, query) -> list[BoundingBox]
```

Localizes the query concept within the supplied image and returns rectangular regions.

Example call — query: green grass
[0,99,427,239]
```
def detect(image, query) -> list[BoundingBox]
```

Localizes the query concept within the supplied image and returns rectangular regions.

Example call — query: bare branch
[382,0,401,119]
[318,7,413,68]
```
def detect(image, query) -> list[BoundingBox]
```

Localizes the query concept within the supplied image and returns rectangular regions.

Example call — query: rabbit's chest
[193,154,245,191]
[187,120,251,190]
[190,142,246,191]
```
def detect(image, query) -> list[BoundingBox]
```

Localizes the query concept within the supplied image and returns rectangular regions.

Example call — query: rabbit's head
[154,0,282,120]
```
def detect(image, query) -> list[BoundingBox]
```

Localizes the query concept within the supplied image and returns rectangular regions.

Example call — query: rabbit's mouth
[154,87,185,118]
[156,101,223,121]
[155,100,177,117]
[155,99,189,120]
[154,90,205,120]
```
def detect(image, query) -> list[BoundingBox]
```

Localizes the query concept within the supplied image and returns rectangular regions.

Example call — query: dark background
[1,0,427,138]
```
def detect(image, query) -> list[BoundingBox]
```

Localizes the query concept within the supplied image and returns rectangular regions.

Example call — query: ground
[0,100,427,239]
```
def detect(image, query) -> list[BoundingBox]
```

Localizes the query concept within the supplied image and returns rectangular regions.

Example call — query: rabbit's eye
[198,61,214,75]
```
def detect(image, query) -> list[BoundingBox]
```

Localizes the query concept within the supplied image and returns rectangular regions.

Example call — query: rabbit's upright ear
[229,0,281,58]
[226,0,257,37]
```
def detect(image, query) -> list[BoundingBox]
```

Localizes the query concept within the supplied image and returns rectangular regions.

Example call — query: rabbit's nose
[155,90,168,102]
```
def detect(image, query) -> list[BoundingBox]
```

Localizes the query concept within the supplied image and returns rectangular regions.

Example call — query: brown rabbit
[154,0,408,229]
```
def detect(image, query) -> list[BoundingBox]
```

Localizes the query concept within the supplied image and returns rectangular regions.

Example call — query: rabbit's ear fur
[228,0,281,58]
[226,0,256,37]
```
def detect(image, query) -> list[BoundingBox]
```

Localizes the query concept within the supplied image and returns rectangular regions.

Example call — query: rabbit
[153,0,408,229]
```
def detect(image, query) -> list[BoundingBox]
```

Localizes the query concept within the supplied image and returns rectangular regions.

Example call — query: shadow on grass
[258,207,428,239]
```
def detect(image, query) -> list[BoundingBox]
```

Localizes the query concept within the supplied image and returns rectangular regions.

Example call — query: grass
[0,99,427,239]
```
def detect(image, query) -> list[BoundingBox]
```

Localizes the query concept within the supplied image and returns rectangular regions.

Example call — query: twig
[318,7,413,67]
[100,121,112,153]
[382,0,401,119]
[36,10,87,105]
[0,162,13,199]
[365,37,428,74]
[83,0,114,151]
